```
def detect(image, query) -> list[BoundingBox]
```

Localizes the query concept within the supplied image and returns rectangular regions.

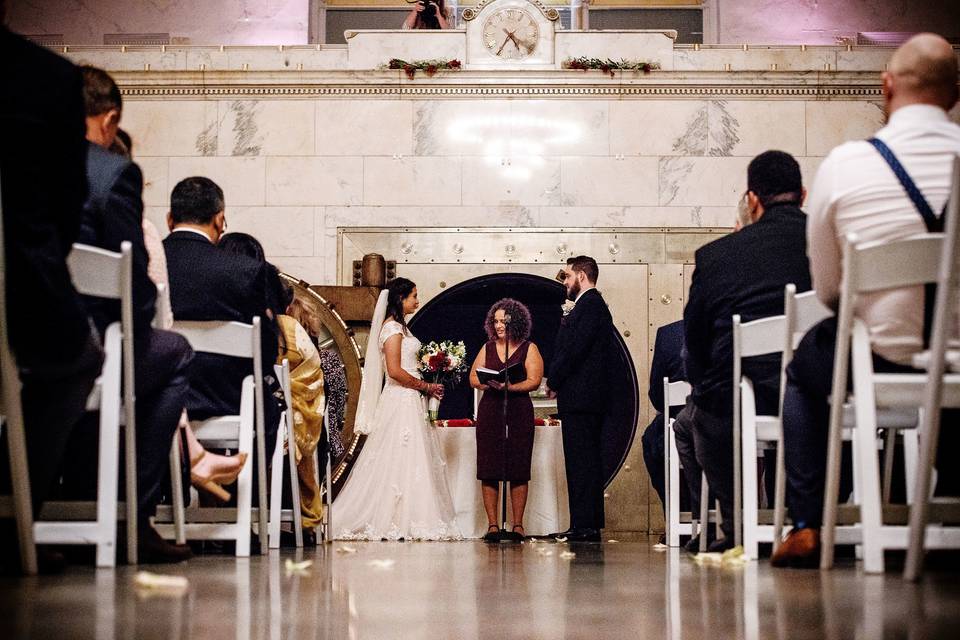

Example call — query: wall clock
[464,0,558,69]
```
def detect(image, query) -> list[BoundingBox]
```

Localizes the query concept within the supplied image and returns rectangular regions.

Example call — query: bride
[333,278,462,540]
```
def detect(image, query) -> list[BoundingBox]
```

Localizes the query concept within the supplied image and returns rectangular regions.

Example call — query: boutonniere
[561,300,576,316]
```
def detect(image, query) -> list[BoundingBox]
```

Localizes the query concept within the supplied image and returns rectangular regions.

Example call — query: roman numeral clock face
[482,8,539,60]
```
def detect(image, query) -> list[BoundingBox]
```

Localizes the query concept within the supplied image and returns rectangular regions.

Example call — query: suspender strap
[867,137,948,348]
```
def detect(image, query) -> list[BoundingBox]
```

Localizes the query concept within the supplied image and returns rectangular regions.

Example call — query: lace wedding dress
[333,319,462,541]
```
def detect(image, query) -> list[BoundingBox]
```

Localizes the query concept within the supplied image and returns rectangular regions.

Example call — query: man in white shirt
[773,33,960,568]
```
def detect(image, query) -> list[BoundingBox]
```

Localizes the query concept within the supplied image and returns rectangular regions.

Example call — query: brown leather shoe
[771,528,820,568]
[138,525,193,564]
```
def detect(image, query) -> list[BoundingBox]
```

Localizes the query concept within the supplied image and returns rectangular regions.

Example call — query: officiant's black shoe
[500,525,524,543]
[552,528,601,543]
[483,525,503,543]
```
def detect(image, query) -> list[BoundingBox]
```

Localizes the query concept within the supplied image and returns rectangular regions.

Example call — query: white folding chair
[319,403,334,544]
[733,312,787,558]
[23,243,139,567]
[0,193,38,575]
[821,231,960,572]
[663,378,719,550]
[269,359,304,549]
[905,156,960,581]
[154,318,269,557]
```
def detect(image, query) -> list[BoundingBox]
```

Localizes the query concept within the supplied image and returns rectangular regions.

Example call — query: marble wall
[123,90,887,285]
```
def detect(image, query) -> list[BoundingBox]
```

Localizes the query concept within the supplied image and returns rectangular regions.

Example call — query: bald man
[773,33,960,568]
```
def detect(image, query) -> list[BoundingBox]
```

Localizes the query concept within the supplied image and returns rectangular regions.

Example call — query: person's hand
[414,1,426,13]
[486,380,505,391]
[546,387,557,399]
[429,1,441,16]
[430,383,445,399]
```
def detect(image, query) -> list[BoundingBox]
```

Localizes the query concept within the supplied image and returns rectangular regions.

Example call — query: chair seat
[191,416,242,442]
[874,373,960,408]
[912,348,960,372]
[754,416,781,442]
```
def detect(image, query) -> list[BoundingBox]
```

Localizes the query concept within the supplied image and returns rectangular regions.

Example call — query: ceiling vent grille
[24,34,65,46]
[103,33,171,46]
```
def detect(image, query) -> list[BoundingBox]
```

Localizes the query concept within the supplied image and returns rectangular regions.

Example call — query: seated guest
[773,33,960,568]
[639,320,688,540]
[468,298,544,542]
[107,129,247,503]
[683,150,812,551]
[163,179,281,461]
[0,25,102,574]
[277,283,326,543]
[402,0,450,30]
[71,65,194,563]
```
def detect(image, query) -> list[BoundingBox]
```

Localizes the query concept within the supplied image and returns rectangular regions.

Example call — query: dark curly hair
[484,298,532,343]
[385,277,417,327]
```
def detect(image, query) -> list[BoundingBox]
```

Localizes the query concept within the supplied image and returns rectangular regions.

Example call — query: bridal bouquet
[417,340,468,421]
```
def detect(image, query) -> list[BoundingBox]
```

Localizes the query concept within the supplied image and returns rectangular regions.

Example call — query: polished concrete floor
[2,538,959,639]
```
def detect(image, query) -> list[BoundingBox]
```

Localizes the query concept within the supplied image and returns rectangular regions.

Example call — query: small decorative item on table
[417,340,468,421]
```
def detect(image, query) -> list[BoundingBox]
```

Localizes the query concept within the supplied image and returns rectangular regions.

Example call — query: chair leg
[772,439,787,553]
[881,429,896,506]
[288,440,304,548]
[667,423,680,547]
[255,423,270,555]
[1,409,37,574]
[699,474,709,553]
[325,454,333,543]
[742,417,760,560]
[169,436,186,545]
[903,428,919,504]
[269,427,284,549]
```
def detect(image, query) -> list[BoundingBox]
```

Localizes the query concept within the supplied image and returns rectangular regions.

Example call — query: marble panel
[555,31,676,70]
[272,257,327,285]
[413,100,512,157]
[560,157,658,207]
[461,156,562,207]
[537,206,735,228]
[218,100,315,157]
[836,49,894,72]
[510,101,610,157]
[325,205,538,230]
[317,101,413,156]
[672,49,836,72]
[66,50,186,71]
[798,156,826,191]
[610,100,805,157]
[363,157,462,206]
[136,157,169,208]
[265,157,363,206]
[346,31,466,70]
[168,157,266,206]
[122,101,220,157]
[805,101,884,156]
[658,156,750,207]
[143,207,171,240]
[226,207,316,257]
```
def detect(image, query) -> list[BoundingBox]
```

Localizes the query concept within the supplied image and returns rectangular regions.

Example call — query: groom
[547,256,614,543]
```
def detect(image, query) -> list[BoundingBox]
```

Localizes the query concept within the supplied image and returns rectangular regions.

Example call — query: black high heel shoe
[482,524,502,543]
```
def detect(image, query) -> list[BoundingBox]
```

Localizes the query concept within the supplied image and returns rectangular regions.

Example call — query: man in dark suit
[683,150,812,550]
[67,66,193,563]
[0,24,103,573]
[163,177,280,460]
[547,256,614,542]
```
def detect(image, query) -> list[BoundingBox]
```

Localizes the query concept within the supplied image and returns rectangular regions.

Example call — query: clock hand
[503,28,521,51]
[496,33,511,56]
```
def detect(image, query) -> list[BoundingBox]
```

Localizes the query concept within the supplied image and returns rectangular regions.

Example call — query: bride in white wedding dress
[333,278,462,541]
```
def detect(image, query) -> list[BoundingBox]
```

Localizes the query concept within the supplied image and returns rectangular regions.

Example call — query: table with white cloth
[437,423,569,538]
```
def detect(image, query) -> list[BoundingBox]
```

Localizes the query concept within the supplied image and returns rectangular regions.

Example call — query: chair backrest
[733,314,787,359]
[787,286,833,342]
[67,242,131,300]
[843,233,943,295]
[663,378,691,410]
[172,318,261,359]
[154,282,172,329]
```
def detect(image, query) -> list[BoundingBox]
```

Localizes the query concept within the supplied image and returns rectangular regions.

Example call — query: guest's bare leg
[482,481,500,528]
[510,482,528,532]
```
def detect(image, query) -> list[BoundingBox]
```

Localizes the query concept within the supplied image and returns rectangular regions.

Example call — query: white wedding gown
[333,320,462,541]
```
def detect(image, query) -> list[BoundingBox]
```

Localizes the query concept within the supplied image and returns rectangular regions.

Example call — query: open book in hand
[476,361,525,386]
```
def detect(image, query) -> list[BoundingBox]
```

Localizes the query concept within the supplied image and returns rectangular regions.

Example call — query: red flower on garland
[427,353,449,372]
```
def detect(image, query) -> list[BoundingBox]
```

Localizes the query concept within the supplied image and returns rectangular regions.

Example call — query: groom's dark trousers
[549,288,614,530]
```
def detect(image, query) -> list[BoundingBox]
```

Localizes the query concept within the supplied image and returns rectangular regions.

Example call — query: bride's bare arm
[382,333,443,397]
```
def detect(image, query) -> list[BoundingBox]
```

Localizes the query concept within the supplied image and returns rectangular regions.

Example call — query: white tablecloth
[436,424,569,538]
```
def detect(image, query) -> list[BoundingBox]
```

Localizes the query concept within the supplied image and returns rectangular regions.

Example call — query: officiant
[468,298,544,543]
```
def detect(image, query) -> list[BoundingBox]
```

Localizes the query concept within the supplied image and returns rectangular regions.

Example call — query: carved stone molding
[463,0,559,22]
[115,70,883,100]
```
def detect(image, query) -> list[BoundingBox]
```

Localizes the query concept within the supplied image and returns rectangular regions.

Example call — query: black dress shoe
[138,526,193,564]
[559,528,601,543]
[707,536,736,553]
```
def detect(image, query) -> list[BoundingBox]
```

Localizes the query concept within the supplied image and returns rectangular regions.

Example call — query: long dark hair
[219,232,266,262]
[414,0,446,29]
[218,232,286,352]
[385,277,416,327]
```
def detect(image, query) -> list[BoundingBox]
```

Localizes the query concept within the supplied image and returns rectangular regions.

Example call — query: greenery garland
[562,57,661,77]
[384,58,462,79]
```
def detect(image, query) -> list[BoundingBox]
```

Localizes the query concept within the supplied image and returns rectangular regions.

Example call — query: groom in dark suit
[547,256,614,542]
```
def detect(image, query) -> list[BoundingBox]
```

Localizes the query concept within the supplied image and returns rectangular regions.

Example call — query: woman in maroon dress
[469,298,544,542]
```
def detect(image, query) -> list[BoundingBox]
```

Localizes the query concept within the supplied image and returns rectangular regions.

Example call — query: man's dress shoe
[770,528,820,568]
[138,526,193,564]
[552,528,601,542]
